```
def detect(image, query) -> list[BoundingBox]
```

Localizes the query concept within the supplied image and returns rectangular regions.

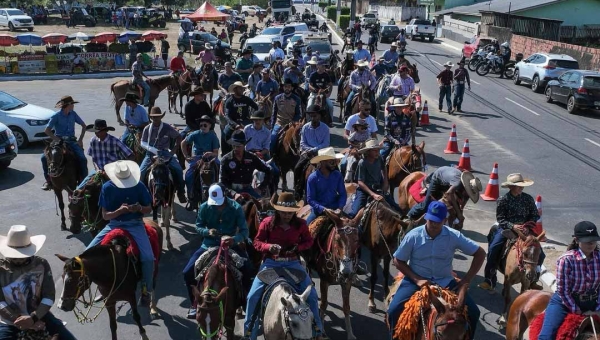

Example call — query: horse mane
[80,244,113,258]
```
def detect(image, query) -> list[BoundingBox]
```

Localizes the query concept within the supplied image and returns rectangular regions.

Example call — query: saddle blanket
[529,312,600,340]
[100,223,160,267]
[409,177,426,203]
[194,247,245,283]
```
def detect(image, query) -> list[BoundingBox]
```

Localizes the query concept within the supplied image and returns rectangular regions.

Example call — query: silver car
[513,53,580,93]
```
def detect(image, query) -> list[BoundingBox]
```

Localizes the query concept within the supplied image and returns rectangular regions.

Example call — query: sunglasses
[199,123,210,128]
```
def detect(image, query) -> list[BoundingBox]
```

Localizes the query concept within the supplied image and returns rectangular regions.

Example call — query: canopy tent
[182,2,230,22]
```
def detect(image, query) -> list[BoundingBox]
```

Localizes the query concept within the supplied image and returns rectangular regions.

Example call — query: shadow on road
[453,110,503,119]
[17,143,46,154]
[0,168,35,190]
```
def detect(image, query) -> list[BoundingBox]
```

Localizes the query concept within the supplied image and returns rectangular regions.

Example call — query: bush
[339,14,350,29]
[326,6,336,21]
[318,1,328,9]
[340,7,350,15]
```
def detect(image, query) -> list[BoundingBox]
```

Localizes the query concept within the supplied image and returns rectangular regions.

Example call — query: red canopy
[182,2,229,22]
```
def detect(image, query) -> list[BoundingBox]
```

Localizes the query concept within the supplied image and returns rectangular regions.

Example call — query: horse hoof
[368,305,376,313]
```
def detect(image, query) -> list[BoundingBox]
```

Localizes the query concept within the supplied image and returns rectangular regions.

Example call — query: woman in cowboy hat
[243,193,325,340]
[119,92,149,143]
[0,226,76,339]
[306,147,346,225]
[222,81,258,156]
[380,97,417,160]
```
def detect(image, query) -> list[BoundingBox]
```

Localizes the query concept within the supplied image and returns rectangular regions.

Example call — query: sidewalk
[1,69,170,82]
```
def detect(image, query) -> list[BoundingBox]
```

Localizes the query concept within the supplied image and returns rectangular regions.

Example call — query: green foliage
[340,7,350,15]
[326,5,336,21]
[318,1,328,9]
[339,14,350,29]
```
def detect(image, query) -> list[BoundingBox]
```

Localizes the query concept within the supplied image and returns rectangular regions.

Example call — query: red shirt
[170,56,186,72]
[254,216,313,256]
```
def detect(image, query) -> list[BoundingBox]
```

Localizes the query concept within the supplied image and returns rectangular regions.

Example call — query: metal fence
[560,25,600,44]
[480,10,562,41]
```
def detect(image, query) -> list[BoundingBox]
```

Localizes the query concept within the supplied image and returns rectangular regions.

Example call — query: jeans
[133,79,151,106]
[340,154,348,175]
[307,93,334,122]
[184,156,220,200]
[140,151,185,194]
[380,141,396,160]
[387,278,479,340]
[438,85,452,110]
[305,208,320,225]
[349,188,400,221]
[407,180,444,220]
[243,259,323,339]
[538,293,569,340]
[0,312,76,340]
[270,124,282,154]
[87,219,155,291]
[41,140,88,179]
[77,170,97,190]
[453,83,465,110]
[345,90,376,117]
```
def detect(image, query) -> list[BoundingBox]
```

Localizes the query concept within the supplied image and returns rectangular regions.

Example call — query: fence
[442,15,479,35]
[560,25,600,45]
[367,5,426,21]
[480,10,562,41]
[511,34,600,70]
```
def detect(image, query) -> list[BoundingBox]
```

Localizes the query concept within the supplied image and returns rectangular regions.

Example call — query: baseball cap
[424,201,448,223]
[207,184,225,206]
[572,221,600,243]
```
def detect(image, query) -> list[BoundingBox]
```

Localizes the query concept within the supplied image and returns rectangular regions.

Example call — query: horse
[56,219,163,340]
[44,140,80,232]
[188,157,219,211]
[344,84,373,123]
[111,75,178,125]
[270,60,285,84]
[167,68,196,115]
[198,65,217,106]
[148,157,177,250]
[314,92,333,126]
[243,197,273,268]
[304,209,361,340]
[387,141,427,191]
[272,122,302,192]
[68,172,109,236]
[257,96,273,123]
[262,283,314,340]
[123,125,146,165]
[375,74,392,123]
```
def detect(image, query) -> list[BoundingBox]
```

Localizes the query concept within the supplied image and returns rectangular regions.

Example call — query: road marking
[471,80,481,85]
[441,42,463,52]
[585,138,600,148]
[505,97,540,116]
[431,59,443,66]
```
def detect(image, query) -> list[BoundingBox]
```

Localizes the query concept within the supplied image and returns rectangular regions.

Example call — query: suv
[302,32,333,61]
[361,12,378,28]
[259,22,309,46]
[380,24,400,43]
[0,122,18,170]
[241,6,266,16]
[0,8,34,32]
[513,53,580,93]
[177,31,231,54]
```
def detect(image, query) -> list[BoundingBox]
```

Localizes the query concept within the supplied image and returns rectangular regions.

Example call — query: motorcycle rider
[382,42,400,73]
[307,60,334,124]
[499,42,512,79]
[368,26,378,53]
[214,39,227,64]
[397,29,407,50]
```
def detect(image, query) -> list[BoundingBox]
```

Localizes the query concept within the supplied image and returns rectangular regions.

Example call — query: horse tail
[110,82,117,105]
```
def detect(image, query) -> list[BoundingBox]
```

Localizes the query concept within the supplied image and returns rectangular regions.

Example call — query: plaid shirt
[87,134,133,170]
[556,249,600,313]
[496,192,539,230]
[350,69,377,92]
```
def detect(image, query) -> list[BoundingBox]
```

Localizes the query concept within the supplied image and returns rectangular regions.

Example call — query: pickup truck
[404,19,435,42]
[361,12,378,28]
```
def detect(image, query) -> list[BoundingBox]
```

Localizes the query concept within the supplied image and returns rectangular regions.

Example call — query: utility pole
[336,0,341,26]
[349,0,356,27]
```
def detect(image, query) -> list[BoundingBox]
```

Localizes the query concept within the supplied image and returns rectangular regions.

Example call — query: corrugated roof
[433,0,564,16]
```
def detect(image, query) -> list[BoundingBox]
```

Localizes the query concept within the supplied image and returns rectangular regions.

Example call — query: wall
[517,0,600,27]
[480,25,512,43]
[368,5,426,21]
[511,34,600,70]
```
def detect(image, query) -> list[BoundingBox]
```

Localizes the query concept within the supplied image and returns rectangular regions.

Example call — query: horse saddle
[128,82,145,99]
[408,177,427,203]
[100,224,160,267]
[530,312,600,340]
[257,267,307,285]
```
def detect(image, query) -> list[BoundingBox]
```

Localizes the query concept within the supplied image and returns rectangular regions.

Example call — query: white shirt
[345,113,378,135]
[269,47,285,62]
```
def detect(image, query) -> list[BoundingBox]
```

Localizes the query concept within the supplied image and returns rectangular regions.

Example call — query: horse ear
[324,209,340,224]
[55,254,70,262]
[419,140,425,150]
[215,287,229,302]
[280,296,290,307]
[300,285,312,303]
[430,295,446,315]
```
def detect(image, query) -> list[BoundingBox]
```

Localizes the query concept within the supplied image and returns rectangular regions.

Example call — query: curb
[0,69,170,82]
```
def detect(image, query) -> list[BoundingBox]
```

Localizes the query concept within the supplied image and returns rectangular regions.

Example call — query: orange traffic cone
[420,101,430,126]
[456,139,472,171]
[480,163,499,201]
[533,195,547,241]
[443,124,460,154]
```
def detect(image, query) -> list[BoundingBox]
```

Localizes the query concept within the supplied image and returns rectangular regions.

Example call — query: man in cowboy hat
[255,67,279,101]
[41,95,88,191]
[247,63,264,100]
[479,173,545,291]
[222,81,258,156]
[283,58,304,86]
[353,40,371,63]
[270,78,302,153]
[437,61,454,113]
[307,60,334,123]
[304,56,319,91]
[139,107,187,203]
[305,147,346,225]
[236,49,255,83]
[389,64,416,99]
[244,110,281,192]
[303,45,314,64]
[382,41,400,72]
[380,97,417,160]
[371,57,388,80]
[195,43,216,66]
[84,160,156,306]
[131,53,151,106]
[407,166,482,225]
[120,92,149,143]
[345,59,377,118]
[0,226,76,339]
[268,40,285,63]
[183,86,212,138]
[452,59,471,113]
[220,130,272,200]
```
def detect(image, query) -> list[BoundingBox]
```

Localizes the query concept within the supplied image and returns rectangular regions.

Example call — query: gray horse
[262,284,314,340]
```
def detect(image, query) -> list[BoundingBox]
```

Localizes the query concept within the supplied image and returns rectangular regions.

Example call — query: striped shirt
[350,69,377,92]
[556,249,600,313]
[390,74,415,96]
[87,134,133,170]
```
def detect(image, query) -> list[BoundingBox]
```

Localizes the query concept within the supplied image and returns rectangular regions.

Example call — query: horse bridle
[516,238,541,271]
[282,302,312,340]
[322,226,360,283]
[47,144,66,177]
[418,288,469,340]
[196,288,225,339]
[69,189,103,232]
[150,162,172,206]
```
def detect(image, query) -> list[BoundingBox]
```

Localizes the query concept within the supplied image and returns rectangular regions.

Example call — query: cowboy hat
[310,147,344,164]
[352,118,369,129]
[357,60,369,67]
[55,95,79,108]
[359,138,382,154]
[198,115,213,124]
[242,48,252,55]
[104,160,141,189]
[460,171,482,203]
[306,104,322,114]
[270,192,303,212]
[444,61,454,67]
[250,110,266,120]
[389,97,409,108]
[119,92,140,104]
[189,86,207,96]
[204,42,213,50]
[501,173,534,188]
[86,119,116,132]
[149,107,165,117]
[390,41,398,47]
[228,130,250,146]
[0,225,46,258]
[307,56,319,65]
[228,81,247,93]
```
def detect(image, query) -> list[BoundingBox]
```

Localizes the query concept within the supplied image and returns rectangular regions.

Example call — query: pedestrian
[437,61,454,113]
[128,39,138,69]
[452,59,471,113]
[160,36,169,70]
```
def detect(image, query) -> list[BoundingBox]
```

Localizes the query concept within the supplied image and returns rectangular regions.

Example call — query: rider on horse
[270,79,302,153]
[372,58,388,80]
[307,60,335,124]
[344,119,370,182]
[41,95,88,191]
[131,53,151,106]
[268,41,285,63]
[182,183,252,319]
[389,65,415,100]
[85,160,155,306]
[183,87,212,136]
[244,110,281,180]
[382,42,400,73]
[345,60,377,118]
[478,173,545,292]
[247,63,264,100]
[236,49,255,83]
[216,62,243,108]
[337,51,354,98]
[380,98,417,160]
[170,50,187,91]
[242,193,325,340]
[304,56,318,91]
[283,59,305,87]
[387,201,485,340]
[353,40,371,64]
[222,81,258,156]
[139,107,187,203]
[119,92,149,143]
[255,67,279,101]
[305,147,346,225]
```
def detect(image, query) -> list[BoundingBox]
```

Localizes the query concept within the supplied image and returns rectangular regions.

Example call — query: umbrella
[0,34,19,47]
[42,33,68,45]
[118,31,142,43]
[92,32,118,44]
[16,34,43,46]
[68,32,93,41]
[141,30,167,41]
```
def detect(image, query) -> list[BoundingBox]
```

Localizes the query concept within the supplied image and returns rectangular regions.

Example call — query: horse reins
[282,303,312,340]
[197,242,231,339]
[47,145,67,178]
[373,201,396,261]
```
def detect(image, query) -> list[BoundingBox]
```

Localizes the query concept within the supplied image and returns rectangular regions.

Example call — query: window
[271,0,291,9]
[0,92,26,111]
[262,27,282,35]
[7,9,25,15]
[246,42,271,53]
[414,20,431,26]
[282,27,294,35]
[558,72,571,82]
[525,54,538,63]
[549,59,579,69]
[583,76,600,88]
[533,55,547,64]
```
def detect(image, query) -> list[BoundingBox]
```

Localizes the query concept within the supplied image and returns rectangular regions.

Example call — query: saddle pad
[100,223,160,267]
[257,267,306,285]
[529,312,600,340]
[409,177,427,203]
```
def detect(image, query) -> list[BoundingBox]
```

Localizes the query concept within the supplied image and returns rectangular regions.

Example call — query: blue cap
[424,201,448,223]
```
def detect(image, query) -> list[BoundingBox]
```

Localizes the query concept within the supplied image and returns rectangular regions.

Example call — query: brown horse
[304,210,361,340]
[111,75,178,125]
[272,122,302,191]
[56,219,163,340]
[257,95,273,123]
[344,84,373,123]
[148,157,177,250]
[387,141,426,192]
[314,92,333,126]
[243,197,272,268]
[270,60,285,84]
[44,141,80,232]
[123,125,146,165]
[198,65,217,105]
[68,172,108,236]
[167,68,196,115]
[187,157,219,211]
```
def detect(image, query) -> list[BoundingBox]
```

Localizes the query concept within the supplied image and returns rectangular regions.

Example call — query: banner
[54,52,125,73]
[17,54,46,73]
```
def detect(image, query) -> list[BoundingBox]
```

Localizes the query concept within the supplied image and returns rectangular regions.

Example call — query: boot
[177,191,187,204]
[41,181,52,191]
[477,279,496,292]
[138,285,151,307]
[529,273,544,290]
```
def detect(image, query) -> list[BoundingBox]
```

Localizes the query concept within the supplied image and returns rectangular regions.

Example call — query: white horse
[375,74,392,124]
[263,284,314,340]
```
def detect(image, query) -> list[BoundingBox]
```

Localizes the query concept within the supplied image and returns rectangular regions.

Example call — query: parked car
[241,5,266,16]
[361,12,378,29]
[462,35,493,59]
[545,70,600,114]
[177,31,231,54]
[0,8,34,32]
[0,91,55,148]
[301,33,333,62]
[404,19,434,42]
[513,53,580,93]
[259,22,309,46]
[380,24,400,44]
[0,122,18,170]
[69,8,96,27]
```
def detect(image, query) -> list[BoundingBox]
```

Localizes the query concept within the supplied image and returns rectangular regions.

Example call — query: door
[0,10,7,26]
[554,72,573,102]
[566,72,582,103]
[531,55,547,81]
[519,54,538,80]
[281,26,295,46]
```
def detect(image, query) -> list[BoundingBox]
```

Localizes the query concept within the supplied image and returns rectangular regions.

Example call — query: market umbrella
[92,32,118,44]
[0,34,19,47]
[68,32,93,42]
[141,30,167,41]
[16,33,43,46]
[42,33,68,45]
[118,31,142,43]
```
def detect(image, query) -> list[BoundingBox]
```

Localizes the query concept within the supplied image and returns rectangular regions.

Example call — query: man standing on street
[437,61,454,113]
[160,36,169,70]
[452,60,471,113]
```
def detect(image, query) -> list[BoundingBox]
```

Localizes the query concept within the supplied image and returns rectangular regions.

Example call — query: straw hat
[270,192,303,212]
[149,107,165,117]
[55,95,79,108]
[310,147,344,164]
[0,225,46,259]
[501,173,534,188]
[104,160,141,189]
[357,60,369,67]
[307,56,318,65]
[389,97,409,108]
[460,171,482,203]
[228,81,247,93]
[391,41,398,47]
[359,138,382,154]
[204,42,213,50]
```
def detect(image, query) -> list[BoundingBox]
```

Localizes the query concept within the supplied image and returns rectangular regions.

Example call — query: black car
[177,31,231,54]
[0,125,17,170]
[545,70,600,114]
[380,24,400,44]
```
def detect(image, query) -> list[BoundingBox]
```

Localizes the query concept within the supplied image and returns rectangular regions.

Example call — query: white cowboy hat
[307,56,319,65]
[0,225,46,259]
[461,171,482,203]
[357,60,369,67]
[359,138,382,154]
[389,97,410,108]
[204,42,213,50]
[390,41,398,47]
[228,81,247,93]
[444,61,454,67]
[104,160,141,189]
[310,147,344,164]
[501,173,534,188]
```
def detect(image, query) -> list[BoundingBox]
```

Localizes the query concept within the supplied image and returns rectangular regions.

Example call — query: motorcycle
[342,36,354,53]
[475,52,504,76]
[468,48,487,71]
[368,34,377,55]
[239,32,249,53]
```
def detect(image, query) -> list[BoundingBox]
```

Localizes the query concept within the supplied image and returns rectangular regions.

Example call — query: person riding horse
[131,53,151,106]
[41,95,88,191]
[478,173,545,292]
[244,110,281,183]
[386,201,485,340]
[222,81,258,156]
[345,60,377,118]
[181,183,252,319]
[337,51,355,99]
[255,67,279,101]
[380,98,417,160]
[307,60,335,125]
[84,160,155,306]
[371,58,388,80]
[242,193,325,340]
[389,65,415,100]
[183,87,213,137]
[283,59,305,88]
[247,63,264,100]
[119,92,149,143]
[305,147,346,225]
[270,79,302,153]
[382,42,400,74]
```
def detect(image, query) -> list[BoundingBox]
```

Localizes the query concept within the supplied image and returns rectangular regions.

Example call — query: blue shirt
[185,130,219,156]
[307,169,346,214]
[218,72,243,91]
[283,67,303,84]
[382,49,399,65]
[244,124,270,152]
[394,225,480,287]
[300,122,330,152]
[353,49,371,63]
[371,64,387,79]
[99,181,152,222]
[123,105,149,127]
[256,79,279,97]
[196,199,248,248]
[46,110,84,137]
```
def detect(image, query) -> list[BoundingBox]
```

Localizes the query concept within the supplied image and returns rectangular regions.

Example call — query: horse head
[192,284,228,339]
[55,253,91,312]
[46,141,67,177]
[513,228,545,282]
[410,88,422,113]
[323,209,361,280]
[428,285,470,340]
[278,285,314,340]
[575,315,600,340]
[150,158,172,204]
[409,64,420,83]
[68,187,89,233]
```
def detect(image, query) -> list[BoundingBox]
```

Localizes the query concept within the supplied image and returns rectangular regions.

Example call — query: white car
[513,53,580,93]
[285,33,304,56]
[0,8,34,32]
[243,36,274,67]
[0,91,55,148]
[241,5,265,16]
[0,122,18,170]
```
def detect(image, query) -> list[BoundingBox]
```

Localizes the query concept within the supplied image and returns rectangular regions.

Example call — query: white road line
[471,80,481,85]
[441,42,463,52]
[431,59,443,67]
[585,138,600,148]
[505,97,540,116]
